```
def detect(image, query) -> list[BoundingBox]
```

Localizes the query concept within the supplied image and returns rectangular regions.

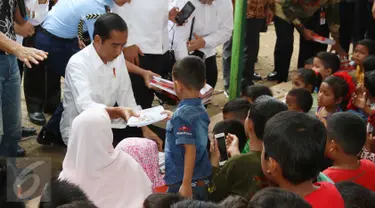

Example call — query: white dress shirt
[60,43,138,145]
[169,0,233,61]
[112,0,170,55]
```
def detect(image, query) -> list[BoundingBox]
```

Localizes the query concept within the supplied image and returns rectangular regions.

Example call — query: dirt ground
[20,24,300,207]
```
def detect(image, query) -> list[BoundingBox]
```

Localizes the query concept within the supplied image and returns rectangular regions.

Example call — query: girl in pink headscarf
[116,138,166,191]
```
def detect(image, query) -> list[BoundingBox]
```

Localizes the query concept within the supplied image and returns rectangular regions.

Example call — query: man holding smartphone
[113,1,179,109]
[266,0,347,83]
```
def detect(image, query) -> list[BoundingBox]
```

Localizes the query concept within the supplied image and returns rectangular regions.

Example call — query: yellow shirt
[356,65,364,86]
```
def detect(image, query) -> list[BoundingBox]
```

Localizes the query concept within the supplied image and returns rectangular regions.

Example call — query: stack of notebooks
[150,76,214,105]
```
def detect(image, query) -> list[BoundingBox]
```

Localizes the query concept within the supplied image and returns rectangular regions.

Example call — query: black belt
[39,27,76,42]
[0,51,6,55]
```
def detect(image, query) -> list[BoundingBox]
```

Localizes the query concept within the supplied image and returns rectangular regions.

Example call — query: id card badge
[320,8,326,25]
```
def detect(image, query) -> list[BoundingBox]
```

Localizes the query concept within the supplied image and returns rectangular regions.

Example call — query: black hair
[0,158,26,208]
[243,85,273,102]
[248,187,312,208]
[287,88,313,113]
[39,177,92,208]
[326,112,366,156]
[356,39,374,55]
[336,181,375,208]
[364,55,375,73]
[57,201,98,208]
[220,195,248,208]
[172,56,206,90]
[263,111,326,185]
[222,98,251,122]
[213,120,248,152]
[322,76,349,110]
[296,68,317,91]
[93,13,128,42]
[316,52,340,74]
[365,70,375,97]
[248,95,288,140]
[143,193,184,208]
[171,200,220,208]
[304,57,314,66]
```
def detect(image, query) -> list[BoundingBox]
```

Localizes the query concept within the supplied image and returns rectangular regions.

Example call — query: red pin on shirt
[113,67,116,78]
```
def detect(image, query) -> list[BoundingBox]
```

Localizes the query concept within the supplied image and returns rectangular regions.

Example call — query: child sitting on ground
[353,71,375,161]
[163,56,211,200]
[335,181,375,208]
[353,39,374,85]
[316,75,349,126]
[364,55,375,73]
[143,193,183,208]
[209,96,288,202]
[219,195,248,208]
[304,58,314,70]
[39,177,97,208]
[292,68,317,93]
[323,112,375,191]
[248,187,312,208]
[291,68,318,114]
[313,52,341,81]
[222,98,251,124]
[213,120,247,154]
[262,111,344,208]
[242,85,273,103]
[285,88,313,114]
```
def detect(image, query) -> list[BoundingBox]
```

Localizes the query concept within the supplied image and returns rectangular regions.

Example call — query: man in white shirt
[113,1,178,109]
[59,13,163,148]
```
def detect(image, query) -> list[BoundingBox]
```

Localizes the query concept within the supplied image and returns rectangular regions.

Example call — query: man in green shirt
[267,0,347,83]
[209,96,288,202]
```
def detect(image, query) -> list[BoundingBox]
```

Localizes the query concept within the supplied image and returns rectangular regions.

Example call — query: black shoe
[266,71,278,81]
[253,72,262,81]
[37,127,66,146]
[37,127,51,145]
[29,112,46,126]
[17,145,26,157]
[22,126,37,137]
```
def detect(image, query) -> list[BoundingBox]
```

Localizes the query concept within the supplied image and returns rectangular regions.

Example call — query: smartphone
[215,133,228,162]
[175,1,195,26]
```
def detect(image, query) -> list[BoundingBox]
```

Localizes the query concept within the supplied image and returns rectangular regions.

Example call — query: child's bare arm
[180,144,196,198]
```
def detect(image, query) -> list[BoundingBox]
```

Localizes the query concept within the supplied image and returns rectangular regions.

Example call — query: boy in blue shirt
[163,56,211,200]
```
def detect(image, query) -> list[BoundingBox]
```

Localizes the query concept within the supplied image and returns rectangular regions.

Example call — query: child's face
[318,82,336,108]
[292,75,307,90]
[313,57,331,80]
[353,44,369,66]
[285,95,302,112]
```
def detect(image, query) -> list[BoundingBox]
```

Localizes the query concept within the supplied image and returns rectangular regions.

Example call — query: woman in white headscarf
[59,107,152,208]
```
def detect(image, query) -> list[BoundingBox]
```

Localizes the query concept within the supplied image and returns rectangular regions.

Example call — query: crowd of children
[3,40,375,207]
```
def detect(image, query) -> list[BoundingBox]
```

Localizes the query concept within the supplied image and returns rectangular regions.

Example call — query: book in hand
[150,76,214,105]
[312,34,336,45]
[127,105,167,127]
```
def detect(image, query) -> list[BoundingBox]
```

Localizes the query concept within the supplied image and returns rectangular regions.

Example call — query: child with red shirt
[323,112,375,192]
[261,111,344,208]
